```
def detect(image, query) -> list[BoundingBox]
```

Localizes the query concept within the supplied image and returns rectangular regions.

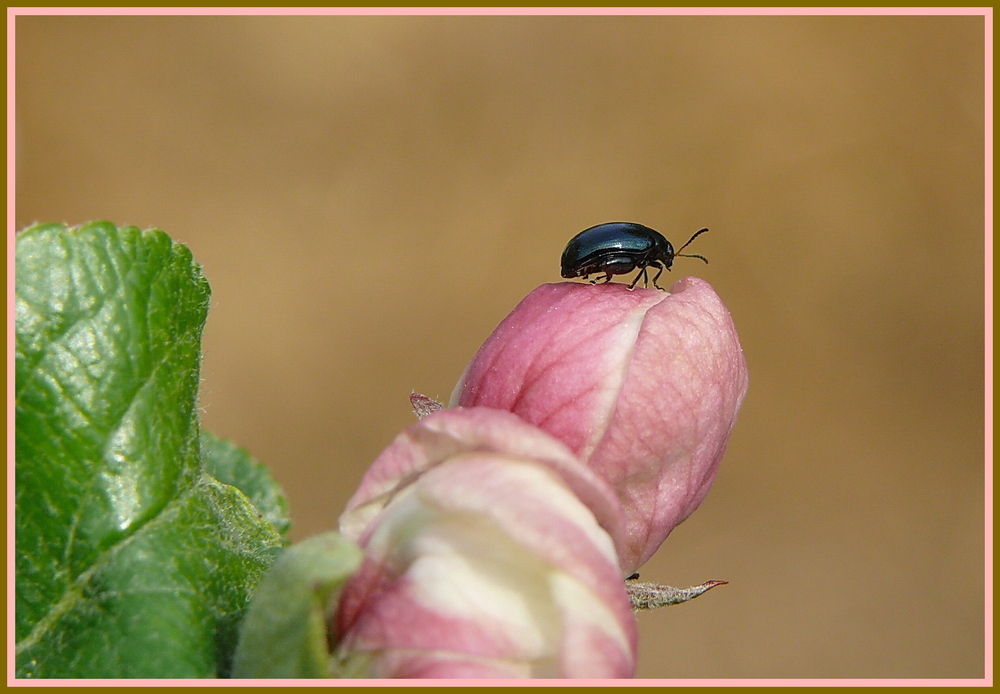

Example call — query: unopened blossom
[334,408,637,678]
[452,278,748,574]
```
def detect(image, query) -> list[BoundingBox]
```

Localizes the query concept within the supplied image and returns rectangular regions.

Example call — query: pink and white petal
[340,408,628,567]
[335,455,636,678]
[452,283,663,459]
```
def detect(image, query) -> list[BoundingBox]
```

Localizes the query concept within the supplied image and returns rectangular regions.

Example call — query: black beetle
[560,222,708,291]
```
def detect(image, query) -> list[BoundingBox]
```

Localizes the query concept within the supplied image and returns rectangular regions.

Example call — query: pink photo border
[7,6,993,688]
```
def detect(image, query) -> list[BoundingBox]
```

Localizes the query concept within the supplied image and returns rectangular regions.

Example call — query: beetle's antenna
[676,227,709,264]
[677,227,708,253]
[677,252,709,263]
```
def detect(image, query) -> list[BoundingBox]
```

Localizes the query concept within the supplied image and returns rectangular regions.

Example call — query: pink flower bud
[452,278,748,574]
[334,408,637,678]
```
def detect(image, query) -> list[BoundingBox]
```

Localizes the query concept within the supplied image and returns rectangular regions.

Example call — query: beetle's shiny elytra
[560,222,708,291]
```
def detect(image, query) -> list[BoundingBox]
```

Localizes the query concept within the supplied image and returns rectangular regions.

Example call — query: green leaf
[16,476,283,678]
[15,222,283,678]
[201,430,292,542]
[232,533,364,679]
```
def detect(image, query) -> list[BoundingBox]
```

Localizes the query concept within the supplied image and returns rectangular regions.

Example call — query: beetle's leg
[601,272,613,283]
[628,267,645,291]
[651,263,665,291]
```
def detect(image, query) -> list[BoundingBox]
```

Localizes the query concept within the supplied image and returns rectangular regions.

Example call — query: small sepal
[626,578,728,611]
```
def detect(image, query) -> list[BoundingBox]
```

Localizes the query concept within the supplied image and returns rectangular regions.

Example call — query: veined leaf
[15,222,283,678]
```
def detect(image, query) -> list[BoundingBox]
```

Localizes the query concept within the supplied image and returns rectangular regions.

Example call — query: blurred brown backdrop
[15,15,985,679]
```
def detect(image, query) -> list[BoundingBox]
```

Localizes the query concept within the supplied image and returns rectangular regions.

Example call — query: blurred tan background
[15,15,985,679]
